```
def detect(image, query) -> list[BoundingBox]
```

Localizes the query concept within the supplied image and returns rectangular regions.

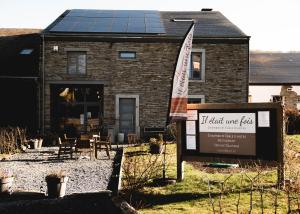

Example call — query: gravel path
[0,147,116,195]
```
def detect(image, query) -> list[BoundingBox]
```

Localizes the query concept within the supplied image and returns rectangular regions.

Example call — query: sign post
[177,103,284,186]
[176,121,184,181]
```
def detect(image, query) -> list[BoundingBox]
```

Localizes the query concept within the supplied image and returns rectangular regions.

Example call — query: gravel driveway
[0,147,116,195]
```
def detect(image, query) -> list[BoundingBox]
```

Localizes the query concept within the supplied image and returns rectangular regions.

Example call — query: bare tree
[218,174,233,214]
[245,171,261,214]
[236,173,244,214]
[207,179,216,214]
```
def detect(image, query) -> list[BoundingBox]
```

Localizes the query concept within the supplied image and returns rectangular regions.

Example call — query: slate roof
[0,28,41,37]
[0,28,41,77]
[250,52,300,85]
[43,9,248,39]
[160,11,247,38]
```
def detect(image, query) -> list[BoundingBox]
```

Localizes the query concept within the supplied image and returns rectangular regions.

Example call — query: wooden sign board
[176,103,283,181]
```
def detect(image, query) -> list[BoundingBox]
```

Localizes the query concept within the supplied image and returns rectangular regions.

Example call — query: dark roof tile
[250,52,300,84]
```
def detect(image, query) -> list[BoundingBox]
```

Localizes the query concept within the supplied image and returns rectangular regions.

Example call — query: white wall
[249,85,300,102]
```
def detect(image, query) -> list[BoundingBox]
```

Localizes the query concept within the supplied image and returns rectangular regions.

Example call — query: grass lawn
[121,135,300,214]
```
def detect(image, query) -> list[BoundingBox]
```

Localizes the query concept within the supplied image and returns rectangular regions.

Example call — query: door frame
[115,94,140,137]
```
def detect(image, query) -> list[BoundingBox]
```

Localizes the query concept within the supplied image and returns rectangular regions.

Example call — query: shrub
[0,127,27,154]
[122,147,163,192]
[285,109,300,134]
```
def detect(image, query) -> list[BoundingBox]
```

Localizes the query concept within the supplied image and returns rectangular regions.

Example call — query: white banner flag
[169,24,194,121]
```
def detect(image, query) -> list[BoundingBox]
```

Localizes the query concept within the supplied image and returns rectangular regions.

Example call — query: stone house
[41,9,249,139]
[249,52,300,112]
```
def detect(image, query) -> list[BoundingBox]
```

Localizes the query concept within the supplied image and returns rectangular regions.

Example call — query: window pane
[119,52,136,59]
[191,53,201,79]
[77,54,86,74]
[272,96,282,103]
[188,98,202,104]
[68,53,77,74]
[20,49,33,55]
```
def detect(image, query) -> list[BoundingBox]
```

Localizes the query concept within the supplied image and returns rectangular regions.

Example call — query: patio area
[0,147,116,195]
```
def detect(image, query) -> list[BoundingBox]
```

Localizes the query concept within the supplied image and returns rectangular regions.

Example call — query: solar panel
[49,9,166,34]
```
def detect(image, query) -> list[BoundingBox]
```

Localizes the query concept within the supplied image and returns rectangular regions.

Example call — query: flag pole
[163,22,195,183]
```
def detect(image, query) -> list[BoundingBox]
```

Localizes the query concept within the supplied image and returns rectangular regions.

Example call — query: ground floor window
[271,95,282,103]
[51,84,103,136]
[188,95,205,104]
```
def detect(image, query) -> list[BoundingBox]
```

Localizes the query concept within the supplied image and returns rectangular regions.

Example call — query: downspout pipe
[42,34,45,135]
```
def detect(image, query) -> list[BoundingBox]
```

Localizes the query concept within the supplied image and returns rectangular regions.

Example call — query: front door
[119,98,136,137]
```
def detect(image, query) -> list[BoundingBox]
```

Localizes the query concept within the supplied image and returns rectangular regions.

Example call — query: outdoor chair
[75,134,94,160]
[127,133,138,145]
[94,134,111,159]
[58,137,76,159]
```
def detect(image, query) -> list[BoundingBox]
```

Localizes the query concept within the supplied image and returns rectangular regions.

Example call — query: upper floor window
[119,51,136,59]
[189,49,205,81]
[67,52,86,75]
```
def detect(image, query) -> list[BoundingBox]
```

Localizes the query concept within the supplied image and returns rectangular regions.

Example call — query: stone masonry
[43,40,249,136]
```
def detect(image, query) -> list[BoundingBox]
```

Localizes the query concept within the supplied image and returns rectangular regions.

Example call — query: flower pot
[149,144,163,154]
[46,176,68,198]
[118,133,124,144]
[0,177,14,195]
[33,139,39,149]
[37,139,43,149]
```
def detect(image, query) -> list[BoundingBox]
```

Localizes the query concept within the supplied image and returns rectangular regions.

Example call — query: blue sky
[1,0,299,52]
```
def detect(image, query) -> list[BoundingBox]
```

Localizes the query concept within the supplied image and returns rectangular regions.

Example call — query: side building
[41,9,250,139]
[0,28,41,134]
[249,52,300,112]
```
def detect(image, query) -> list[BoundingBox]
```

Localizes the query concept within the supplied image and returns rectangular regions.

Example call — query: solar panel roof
[49,9,166,34]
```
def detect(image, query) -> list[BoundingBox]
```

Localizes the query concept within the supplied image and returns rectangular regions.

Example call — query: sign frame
[176,103,284,184]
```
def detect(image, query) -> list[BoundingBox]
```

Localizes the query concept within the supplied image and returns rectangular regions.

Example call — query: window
[172,18,194,22]
[20,49,33,55]
[189,49,205,81]
[188,95,205,104]
[52,85,103,134]
[119,51,136,59]
[67,52,86,75]
[272,95,282,103]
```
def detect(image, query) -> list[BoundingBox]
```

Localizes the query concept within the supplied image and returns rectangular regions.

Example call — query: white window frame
[189,48,205,82]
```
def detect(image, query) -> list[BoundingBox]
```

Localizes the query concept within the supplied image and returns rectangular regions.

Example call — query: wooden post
[176,121,184,181]
[277,104,285,187]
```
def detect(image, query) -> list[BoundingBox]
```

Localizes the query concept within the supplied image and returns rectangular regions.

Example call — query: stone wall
[280,85,299,111]
[43,40,249,135]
